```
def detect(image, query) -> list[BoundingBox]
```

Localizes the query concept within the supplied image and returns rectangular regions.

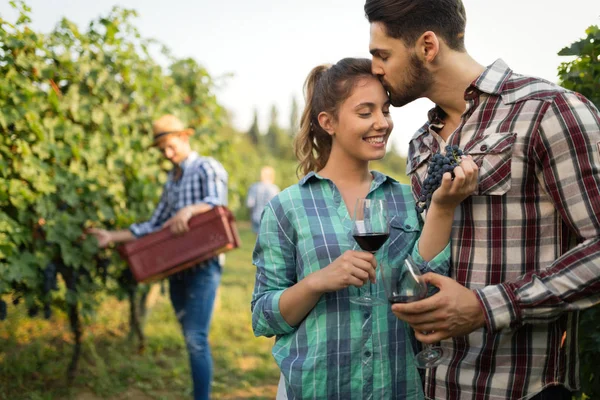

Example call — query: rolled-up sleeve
[410,238,451,276]
[197,159,228,207]
[129,187,170,237]
[250,201,297,337]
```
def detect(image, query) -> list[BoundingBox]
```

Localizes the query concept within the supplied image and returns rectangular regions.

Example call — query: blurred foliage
[0,0,409,379]
[558,24,600,399]
[0,0,230,348]
[558,25,600,106]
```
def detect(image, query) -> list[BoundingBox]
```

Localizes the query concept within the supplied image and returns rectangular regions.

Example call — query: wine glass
[350,198,389,306]
[381,255,446,368]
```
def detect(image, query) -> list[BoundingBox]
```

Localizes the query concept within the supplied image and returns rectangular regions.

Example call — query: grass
[0,221,279,400]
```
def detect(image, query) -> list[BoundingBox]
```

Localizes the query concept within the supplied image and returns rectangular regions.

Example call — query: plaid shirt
[407,59,600,400]
[129,151,228,237]
[251,171,451,400]
[246,181,280,225]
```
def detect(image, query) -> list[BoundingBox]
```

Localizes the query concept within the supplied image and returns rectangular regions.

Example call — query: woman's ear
[317,111,336,136]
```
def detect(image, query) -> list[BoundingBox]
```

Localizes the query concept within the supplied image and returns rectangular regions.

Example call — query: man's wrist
[187,203,212,217]
[184,207,194,218]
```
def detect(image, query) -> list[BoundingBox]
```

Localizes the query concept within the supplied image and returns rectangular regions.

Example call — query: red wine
[388,294,426,304]
[353,233,389,252]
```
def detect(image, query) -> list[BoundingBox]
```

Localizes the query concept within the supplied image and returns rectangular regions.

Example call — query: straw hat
[151,115,194,145]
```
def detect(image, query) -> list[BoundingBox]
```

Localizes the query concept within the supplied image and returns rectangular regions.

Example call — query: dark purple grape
[28,305,39,318]
[0,300,6,321]
[44,304,52,320]
[43,262,58,293]
[416,146,466,212]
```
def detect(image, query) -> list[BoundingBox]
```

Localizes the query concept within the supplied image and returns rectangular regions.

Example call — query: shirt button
[405,224,412,230]
[364,351,371,357]
[480,144,488,151]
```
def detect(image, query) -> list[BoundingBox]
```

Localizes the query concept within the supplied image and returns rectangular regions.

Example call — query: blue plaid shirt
[251,171,451,400]
[246,181,280,225]
[130,151,228,237]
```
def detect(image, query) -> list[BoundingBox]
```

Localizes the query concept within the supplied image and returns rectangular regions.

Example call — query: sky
[2,0,599,156]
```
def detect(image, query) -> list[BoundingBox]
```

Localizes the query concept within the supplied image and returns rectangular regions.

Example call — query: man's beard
[388,53,433,107]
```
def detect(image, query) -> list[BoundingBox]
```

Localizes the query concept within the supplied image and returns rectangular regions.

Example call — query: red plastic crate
[118,206,241,283]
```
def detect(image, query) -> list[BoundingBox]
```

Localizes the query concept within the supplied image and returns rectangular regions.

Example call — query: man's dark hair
[364,0,467,51]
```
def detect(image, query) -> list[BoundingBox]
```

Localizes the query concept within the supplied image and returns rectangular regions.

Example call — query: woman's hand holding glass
[307,250,377,294]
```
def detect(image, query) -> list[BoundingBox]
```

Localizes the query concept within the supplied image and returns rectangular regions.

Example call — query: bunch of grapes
[416,145,465,213]
[40,261,59,319]
[0,300,6,321]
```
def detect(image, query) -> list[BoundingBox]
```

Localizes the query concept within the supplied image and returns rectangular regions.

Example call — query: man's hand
[86,228,112,248]
[163,207,194,234]
[391,273,486,344]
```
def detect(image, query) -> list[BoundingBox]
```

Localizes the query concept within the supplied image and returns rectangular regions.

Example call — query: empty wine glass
[381,255,447,368]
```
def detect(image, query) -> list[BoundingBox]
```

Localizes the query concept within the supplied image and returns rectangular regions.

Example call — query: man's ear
[417,31,440,63]
[317,111,336,136]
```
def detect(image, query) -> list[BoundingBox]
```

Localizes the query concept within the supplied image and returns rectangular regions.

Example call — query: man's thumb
[422,272,446,288]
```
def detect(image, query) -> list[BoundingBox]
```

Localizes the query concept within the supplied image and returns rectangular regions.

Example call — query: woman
[251,58,477,399]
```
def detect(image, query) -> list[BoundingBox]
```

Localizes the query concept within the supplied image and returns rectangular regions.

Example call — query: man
[364,0,600,399]
[88,114,228,400]
[246,166,280,234]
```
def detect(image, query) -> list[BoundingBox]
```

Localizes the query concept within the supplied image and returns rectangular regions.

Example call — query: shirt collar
[178,151,199,170]
[299,170,397,187]
[470,58,513,97]
[426,58,514,126]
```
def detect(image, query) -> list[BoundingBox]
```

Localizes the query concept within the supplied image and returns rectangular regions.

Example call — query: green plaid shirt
[251,171,450,400]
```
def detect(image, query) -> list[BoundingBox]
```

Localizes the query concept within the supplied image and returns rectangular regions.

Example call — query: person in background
[246,166,280,234]
[88,115,228,400]
[251,57,478,399]
[364,0,600,399]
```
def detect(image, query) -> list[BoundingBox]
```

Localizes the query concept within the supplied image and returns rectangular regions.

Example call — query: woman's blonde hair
[293,58,373,177]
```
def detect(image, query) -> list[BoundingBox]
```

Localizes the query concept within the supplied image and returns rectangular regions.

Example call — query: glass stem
[369,251,377,298]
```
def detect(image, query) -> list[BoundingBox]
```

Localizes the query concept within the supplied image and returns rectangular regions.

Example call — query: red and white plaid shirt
[407,59,600,400]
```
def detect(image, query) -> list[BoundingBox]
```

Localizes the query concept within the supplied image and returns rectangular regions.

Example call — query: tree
[557,24,600,399]
[247,109,260,146]
[289,96,299,136]
[265,104,292,158]
[0,1,225,382]
[558,25,600,107]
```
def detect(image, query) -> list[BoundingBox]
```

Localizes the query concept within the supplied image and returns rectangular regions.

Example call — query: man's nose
[371,62,384,77]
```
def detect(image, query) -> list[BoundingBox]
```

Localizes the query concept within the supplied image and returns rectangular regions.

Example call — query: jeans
[169,259,221,400]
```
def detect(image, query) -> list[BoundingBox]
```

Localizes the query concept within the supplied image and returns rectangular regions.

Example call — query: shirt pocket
[406,147,432,176]
[466,132,517,196]
[387,214,421,259]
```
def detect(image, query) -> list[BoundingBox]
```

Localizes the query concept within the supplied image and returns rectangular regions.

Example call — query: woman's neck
[318,152,371,186]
